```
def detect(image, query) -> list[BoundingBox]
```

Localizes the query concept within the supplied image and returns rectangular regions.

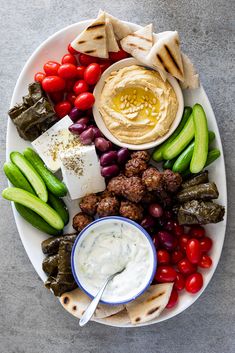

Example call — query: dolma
[42,254,59,276]
[178,200,225,225]
[181,171,209,188]
[41,233,77,255]
[177,182,219,203]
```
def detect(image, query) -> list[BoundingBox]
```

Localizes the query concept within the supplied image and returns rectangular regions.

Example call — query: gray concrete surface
[0,0,234,352]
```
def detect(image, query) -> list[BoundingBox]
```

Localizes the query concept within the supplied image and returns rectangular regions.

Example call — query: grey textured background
[0,0,234,352]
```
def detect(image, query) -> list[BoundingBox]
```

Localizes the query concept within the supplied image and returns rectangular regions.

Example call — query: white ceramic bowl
[71,216,157,305]
[93,58,184,150]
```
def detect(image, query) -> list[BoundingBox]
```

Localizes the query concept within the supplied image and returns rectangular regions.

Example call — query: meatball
[131,151,150,162]
[79,194,101,215]
[107,175,127,196]
[124,158,148,177]
[97,196,120,217]
[163,169,182,193]
[123,176,145,203]
[99,190,113,199]
[142,167,163,191]
[73,212,93,232]
[119,201,144,222]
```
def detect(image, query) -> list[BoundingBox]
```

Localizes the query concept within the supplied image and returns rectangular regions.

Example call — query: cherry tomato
[171,250,184,264]
[179,234,190,252]
[155,266,177,283]
[42,76,65,92]
[185,272,203,294]
[74,92,95,110]
[186,239,202,264]
[73,80,89,95]
[200,237,213,253]
[166,288,178,308]
[65,79,77,92]
[66,92,76,105]
[58,63,78,79]
[189,225,205,238]
[43,61,60,75]
[84,63,101,85]
[199,254,212,268]
[79,53,98,66]
[157,249,170,265]
[62,53,77,65]
[178,258,197,275]
[34,72,46,83]
[49,91,64,103]
[54,101,72,119]
[109,49,129,62]
[68,43,79,55]
[174,272,185,291]
[76,66,86,79]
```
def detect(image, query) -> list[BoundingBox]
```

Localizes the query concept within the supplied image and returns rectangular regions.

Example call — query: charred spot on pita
[87,22,105,30]
[147,306,160,315]
[77,40,86,44]
[63,296,69,304]
[147,292,165,302]
[72,305,77,311]
[164,44,182,74]
[131,33,152,42]
[85,50,96,54]
[94,35,104,40]
[135,317,141,322]
[157,54,169,73]
[129,43,145,51]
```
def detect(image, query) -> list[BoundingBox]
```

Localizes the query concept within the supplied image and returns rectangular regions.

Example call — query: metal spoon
[79,268,125,327]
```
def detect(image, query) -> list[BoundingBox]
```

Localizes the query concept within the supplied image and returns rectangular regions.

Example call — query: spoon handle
[79,278,110,327]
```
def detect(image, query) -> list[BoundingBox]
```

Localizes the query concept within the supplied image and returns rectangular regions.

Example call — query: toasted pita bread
[60,288,124,319]
[96,309,130,325]
[125,283,173,325]
[71,13,108,58]
[106,17,119,52]
[180,53,199,89]
[99,10,132,40]
[120,24,153,62]
[146,31,184,81]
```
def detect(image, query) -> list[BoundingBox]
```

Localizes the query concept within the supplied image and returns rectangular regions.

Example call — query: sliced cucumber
[163,159,177,170]
[3,162,35,194]
[48,192,69,225]
[162,113,195,160]
[152,106,192,162]
[205,149,221,167]
[2,187,64,230]
[190,104,209,173]
[23,148,67,197]
[10,152,48,202]
[15,203,62,236]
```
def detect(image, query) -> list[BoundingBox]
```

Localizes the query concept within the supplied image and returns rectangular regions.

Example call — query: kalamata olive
[141,215,157,229]
[91,126,103,138]
[100,151,118,166]
[69,123,87,135]
[117,148,130,165]
[76,117,90,125]
[69,107,84,122]
[164,220,175,232]
[79,127,95,145]
[148,203,163,218]
[101,164,119,178]
[95,137,112,152]
[158,230,176,251]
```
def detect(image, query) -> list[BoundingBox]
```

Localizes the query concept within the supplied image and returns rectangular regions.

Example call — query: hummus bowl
[71,216,157,305]
[93,58,184,150]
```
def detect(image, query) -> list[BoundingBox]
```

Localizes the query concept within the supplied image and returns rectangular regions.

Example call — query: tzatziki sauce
[73,218,156,303]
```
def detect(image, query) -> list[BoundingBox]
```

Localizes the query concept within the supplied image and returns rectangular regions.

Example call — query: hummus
[99,65,178,144]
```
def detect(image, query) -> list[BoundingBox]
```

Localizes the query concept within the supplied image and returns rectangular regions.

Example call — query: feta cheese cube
[32,116,81,172]
[60,145,106,200]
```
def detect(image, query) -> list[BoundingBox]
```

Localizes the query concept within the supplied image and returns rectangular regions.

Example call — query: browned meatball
[163,169,182,193]
[131,151,150,162]
[124,158,148,177]
[97,196,120,217]
[123,176,145,203]
[119,201,144,222]
[142,167,163,191]
[73,212,93,232]
[107,175,127,196]
[79,194,101,215]
[99,190,113,199]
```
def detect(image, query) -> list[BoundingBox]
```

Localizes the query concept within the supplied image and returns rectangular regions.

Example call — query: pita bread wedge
[60,288,124,319]
[125,283,173,325]
[180,53,199,89]
[106,17,120,52]
[146,31,184,81]
[99,10,132,40]
[97,309,131,325]
[120,24,153,62]
[71,13,108,58]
